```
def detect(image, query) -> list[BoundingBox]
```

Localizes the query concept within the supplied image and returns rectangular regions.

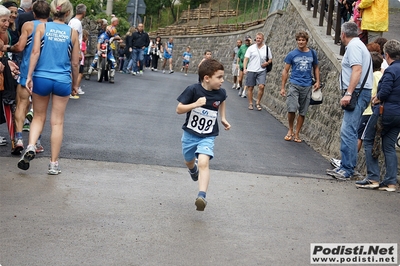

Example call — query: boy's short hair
[204,49,211,55]
[370,52,383,72]
[198,59,224,81]
[33,0,50,19]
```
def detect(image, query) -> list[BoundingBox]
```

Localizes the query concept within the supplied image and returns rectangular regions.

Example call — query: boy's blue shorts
[181,130,215,162]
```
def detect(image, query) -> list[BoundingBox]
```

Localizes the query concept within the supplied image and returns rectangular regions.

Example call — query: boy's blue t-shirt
[284,49,318,87]
[183,52,192,62]
[177,83,227,137]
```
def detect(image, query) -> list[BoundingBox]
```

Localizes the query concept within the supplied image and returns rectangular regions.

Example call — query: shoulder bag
[340,60,371,111]
[265,45,272,73]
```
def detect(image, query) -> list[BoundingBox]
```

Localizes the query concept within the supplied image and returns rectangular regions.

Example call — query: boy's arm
[176,97,206,114]
[219,101,231,130]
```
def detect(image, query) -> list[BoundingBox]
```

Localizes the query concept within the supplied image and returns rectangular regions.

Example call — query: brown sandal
[256,104,262,111]
[248,104,253,110]
[293,137,302,143]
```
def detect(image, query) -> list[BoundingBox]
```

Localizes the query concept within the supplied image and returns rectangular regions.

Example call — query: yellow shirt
[359,0,389,32]
[363,71,383,115]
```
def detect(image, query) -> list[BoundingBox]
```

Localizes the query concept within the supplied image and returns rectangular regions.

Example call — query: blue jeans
[339,89,371,176]
[129,48,144,73]
[364,113,400,185]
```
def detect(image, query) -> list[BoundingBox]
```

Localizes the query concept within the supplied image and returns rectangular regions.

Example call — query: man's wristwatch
[344,92,352,96]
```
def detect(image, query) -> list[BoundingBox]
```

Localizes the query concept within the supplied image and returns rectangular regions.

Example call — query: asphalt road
[0,70,330,177]
[1,71,399,265]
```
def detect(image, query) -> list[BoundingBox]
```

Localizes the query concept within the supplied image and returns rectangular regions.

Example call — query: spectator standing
[231,39,242,89]
[243,32,272,111]
[129,23,149,76]
[150,36,163,71]
[68,3,86,96]
[162,37,174,74]
[326,22,373,180]
[176,59,231,211]
[17,0,80,175]
[355,40,400,192]
[237,35,251,98]
[122,26,135,73]
[358,0,388,43]
[118,43,125,72]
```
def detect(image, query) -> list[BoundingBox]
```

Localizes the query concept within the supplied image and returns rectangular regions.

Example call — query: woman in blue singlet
[17,0,80,175]
[162,37,174,74]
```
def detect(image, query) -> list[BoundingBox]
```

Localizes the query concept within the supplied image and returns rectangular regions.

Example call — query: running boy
[182,46,192,76]
[176,59,231,211]
[198,49,212,67]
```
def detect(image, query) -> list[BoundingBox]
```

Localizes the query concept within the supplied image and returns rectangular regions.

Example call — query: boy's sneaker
[77,87,85,95]
[355,179,379,189]
[12,138,24,155]
[162,70,165,74]
[236,84,240,90]
[232,84,236,89]
[26,111,34,122]
[154,69,158,72]
[188,160,199,181]
[330,158,341,168]
[17,145,36,170]
[241,91,247,98]
[169,70,174,74]
[195,197,207,211]
[35,143,44,153]
[23,123,30,132]
[48,161,61,175]
[326,168,350,180]
[378,184,396,192]
[131,71,137,76]
[185,73,187,76]
[139,70,143,75]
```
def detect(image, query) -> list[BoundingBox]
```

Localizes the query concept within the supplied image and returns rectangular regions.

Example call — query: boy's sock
[198,191,206,199]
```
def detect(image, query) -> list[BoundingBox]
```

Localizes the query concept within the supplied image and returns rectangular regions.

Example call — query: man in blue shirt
[280,30,320,143]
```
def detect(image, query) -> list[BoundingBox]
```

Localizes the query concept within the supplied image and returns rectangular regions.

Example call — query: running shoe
[17,145,36,170]
[26,111,33,122]
[70,94,80,99]
[77,87,85,95]
[131,71,137,76]
[48,161,61,175]
[0,136,6,146]
[139,70,143,75]
[188,159,199,181]
[35,143,44,153]
[377,184,396,192]
[330,158,341,168]
[169,70,174,74]
[162,70,165,74]
[355,179,379,189]
[23,123,30,132]
[195,197,207,211]
[13,138,24,155]
[232,84,236,89]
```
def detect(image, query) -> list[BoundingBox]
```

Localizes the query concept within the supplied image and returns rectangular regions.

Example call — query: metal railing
[300,0,346,55]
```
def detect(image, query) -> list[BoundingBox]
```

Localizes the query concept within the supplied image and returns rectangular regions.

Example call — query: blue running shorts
[181,130,215,162]
[32,76,71,97]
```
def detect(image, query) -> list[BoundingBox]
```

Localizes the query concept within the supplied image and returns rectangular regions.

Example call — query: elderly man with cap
[237,35,252,98]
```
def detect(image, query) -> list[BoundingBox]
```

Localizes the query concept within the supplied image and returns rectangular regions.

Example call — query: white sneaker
[232,84,236,89]
[77,87,85,95]
[162,70,165,74]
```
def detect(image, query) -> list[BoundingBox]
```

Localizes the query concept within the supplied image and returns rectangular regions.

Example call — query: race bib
[187,107,217,134]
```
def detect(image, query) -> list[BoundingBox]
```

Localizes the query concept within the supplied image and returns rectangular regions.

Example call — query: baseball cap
[245,35,251,41]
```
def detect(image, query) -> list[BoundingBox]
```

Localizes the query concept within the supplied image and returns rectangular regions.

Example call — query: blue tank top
[33,22,73,84]
[20,20,41,80]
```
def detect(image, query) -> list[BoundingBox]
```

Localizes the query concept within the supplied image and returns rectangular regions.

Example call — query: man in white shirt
[243,32,272,111]
[68,3,86,96]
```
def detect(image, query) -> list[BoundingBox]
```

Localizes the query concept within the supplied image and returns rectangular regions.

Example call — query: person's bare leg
[28,94,50,146]
[197,153,210,193]
[49,94,69,162]
[287,112,296,137]
[15,85,31,133]
[294,115,305,141]
[256,84,265,105]
[247,86,254,107]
